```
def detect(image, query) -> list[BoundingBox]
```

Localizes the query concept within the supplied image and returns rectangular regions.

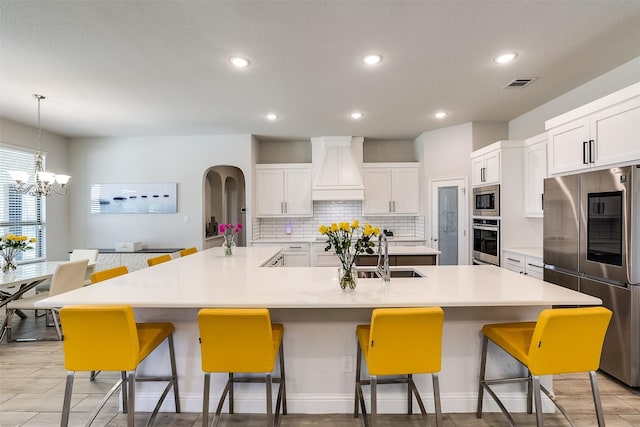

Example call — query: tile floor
[1,314,640,426]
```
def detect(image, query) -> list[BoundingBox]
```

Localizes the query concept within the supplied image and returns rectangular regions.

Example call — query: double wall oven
[472,184,500,266]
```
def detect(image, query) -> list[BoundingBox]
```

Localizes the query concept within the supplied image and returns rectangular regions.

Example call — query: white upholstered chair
[4,259,89,342]
[36,249,98,293]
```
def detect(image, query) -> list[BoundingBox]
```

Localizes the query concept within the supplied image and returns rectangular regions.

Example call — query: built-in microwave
[473,184,500,217]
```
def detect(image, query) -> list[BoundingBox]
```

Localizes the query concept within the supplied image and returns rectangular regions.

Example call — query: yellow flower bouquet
[318,220,379,290]
[1,234,36,273]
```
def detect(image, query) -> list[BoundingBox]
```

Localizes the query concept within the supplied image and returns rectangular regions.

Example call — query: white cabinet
[363,163,420,215]
[256,164,312,217]
[471,150,500,186]
[97,251,177,272]
[546,83,640,175]
[311,242,340,267]
[282,243,310,267]
[502,250,544,280]
[524,133,548,217]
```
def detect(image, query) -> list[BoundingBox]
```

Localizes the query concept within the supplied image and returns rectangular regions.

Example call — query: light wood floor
[1,313,640,426]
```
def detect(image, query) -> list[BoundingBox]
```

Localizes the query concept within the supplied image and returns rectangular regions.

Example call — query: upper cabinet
[471,149,500,187]
[524,133,548,218]
[255,164,313,217]
[363,163,420,215]
[546,82,640,176]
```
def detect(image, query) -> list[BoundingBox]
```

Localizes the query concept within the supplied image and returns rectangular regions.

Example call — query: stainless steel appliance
[543,165,640,386]
[473,184,500,217]
[472,218,500,266]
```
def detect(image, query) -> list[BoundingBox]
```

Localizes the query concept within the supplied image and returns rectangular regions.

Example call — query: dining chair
[477,306,612,426]
[59,304,180,427]
[36,248,98,293]
[354,307,444,427]
[179,247,198,257]
[90,265,129,284]
[4,259,89,342]
[198,308,287,427]
[147,254,172,267]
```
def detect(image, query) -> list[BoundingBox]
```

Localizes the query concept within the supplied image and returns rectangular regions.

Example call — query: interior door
[430,178,468,265]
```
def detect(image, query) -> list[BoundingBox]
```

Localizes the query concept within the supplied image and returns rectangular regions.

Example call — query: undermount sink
[354,266,425,279]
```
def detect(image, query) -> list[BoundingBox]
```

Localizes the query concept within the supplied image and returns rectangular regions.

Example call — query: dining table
[0,260,95,343]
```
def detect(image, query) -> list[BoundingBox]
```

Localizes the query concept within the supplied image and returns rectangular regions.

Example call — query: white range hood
[311,136,365,201]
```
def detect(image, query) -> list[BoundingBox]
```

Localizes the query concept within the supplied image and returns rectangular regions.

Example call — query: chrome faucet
[377,234,390,282]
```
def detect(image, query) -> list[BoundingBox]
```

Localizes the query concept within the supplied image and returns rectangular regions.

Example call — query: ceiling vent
[503,78,537,89]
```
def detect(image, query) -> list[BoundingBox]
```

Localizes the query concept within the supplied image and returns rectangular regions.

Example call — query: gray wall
[0,118,71,261]
[509,56,640,139]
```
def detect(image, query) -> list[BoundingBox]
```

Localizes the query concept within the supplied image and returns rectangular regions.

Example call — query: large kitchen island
[36,246,601,415]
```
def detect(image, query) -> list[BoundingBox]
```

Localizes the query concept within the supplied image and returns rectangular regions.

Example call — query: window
[0,145,46,263]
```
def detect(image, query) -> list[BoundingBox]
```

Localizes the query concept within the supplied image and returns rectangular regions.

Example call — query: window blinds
[0,146,47,262]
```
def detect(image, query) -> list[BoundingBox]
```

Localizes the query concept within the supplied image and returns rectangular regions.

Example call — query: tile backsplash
[253,201,424,240]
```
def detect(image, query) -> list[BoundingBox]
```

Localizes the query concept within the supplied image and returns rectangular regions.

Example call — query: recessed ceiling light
[434,111,448,119]
[266,113,279,121]
[351,112,363,120]
[362,54,382,65]
[494,52,518,64]
[230,56,250,68]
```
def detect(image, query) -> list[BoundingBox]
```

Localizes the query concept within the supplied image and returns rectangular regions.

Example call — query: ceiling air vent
[503,78,537,89]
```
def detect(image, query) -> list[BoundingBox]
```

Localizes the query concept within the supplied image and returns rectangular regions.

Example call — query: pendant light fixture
[9,94,70,197]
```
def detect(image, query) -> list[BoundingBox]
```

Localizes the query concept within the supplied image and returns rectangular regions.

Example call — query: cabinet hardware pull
[528,263,543,269]
[589,139,595,163]
[507,257,520,262]
[583,141,589,164]
[389,201,392,212]
[284,201,287,213]
[393,201,396,212]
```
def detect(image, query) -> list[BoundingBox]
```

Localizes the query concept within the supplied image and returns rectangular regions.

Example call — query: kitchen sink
[355,266,425,279]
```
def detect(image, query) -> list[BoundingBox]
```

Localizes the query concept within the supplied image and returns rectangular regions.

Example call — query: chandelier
[9,94,70,196]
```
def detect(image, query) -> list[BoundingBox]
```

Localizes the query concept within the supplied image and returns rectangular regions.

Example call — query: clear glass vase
[222,234,236,256]
[339,265,357,291]
[2,254,17,274]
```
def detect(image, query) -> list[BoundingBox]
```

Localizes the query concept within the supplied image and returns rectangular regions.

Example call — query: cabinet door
[363,168,392,214]
[284,169,312,216]
[591,96,640,167]
[391,168,419,214]
[96,254,121,271]
[471,157,486,186]
[524,138,547,217]
[547,117,591,175]
[256,169,285,216]
[283,252,310,267]
[483,151,501,185]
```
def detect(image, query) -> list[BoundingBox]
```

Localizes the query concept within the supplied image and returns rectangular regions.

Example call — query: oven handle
[473,258,498,266]
[473,225,499,231]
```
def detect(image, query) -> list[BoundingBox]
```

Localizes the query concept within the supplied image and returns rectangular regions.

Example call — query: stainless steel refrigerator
[543,165,640,386]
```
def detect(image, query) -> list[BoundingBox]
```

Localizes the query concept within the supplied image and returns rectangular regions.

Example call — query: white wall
[509,56,640,139]
[68,135,254,251]
[0,118,71,260]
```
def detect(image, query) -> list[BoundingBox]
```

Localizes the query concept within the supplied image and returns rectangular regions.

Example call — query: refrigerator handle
[583,141,589,164]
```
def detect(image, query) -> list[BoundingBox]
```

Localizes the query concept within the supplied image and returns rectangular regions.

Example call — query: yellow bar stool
[59,305,181,427]
[179,247,198,257]
[197,308,287,427]
[354,307,444,427]
[90,265,129,284]
[476,306,612,426]
[88,266,129,381]
[147,254,172,267]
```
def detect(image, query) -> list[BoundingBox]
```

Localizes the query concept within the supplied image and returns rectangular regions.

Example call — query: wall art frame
[90,182,177,214]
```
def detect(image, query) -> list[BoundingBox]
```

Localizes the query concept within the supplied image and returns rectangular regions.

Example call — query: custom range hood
[311,136,365,201]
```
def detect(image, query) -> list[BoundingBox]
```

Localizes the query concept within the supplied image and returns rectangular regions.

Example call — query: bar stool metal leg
[61,372,75,427]
[432,373,443,427]
[590,371,605,427]
[370,375,377,427]
[532,375,543,427]
[266,373,273,427]
[168,333,181,413]
[476,335,488,418]
[202,373,211,427]
[126,371,135,427]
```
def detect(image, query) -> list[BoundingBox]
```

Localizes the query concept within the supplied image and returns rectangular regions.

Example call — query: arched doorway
[203,166,246,249]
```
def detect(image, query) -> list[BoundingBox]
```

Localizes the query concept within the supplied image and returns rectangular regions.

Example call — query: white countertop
[503,247,543,258]
[36,246,599,309]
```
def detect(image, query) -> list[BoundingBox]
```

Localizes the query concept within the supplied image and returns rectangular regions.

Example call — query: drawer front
[525,256,544,280]
[502,252,525,272]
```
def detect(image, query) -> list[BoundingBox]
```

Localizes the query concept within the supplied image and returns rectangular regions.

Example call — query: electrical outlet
[341,356,353,373]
